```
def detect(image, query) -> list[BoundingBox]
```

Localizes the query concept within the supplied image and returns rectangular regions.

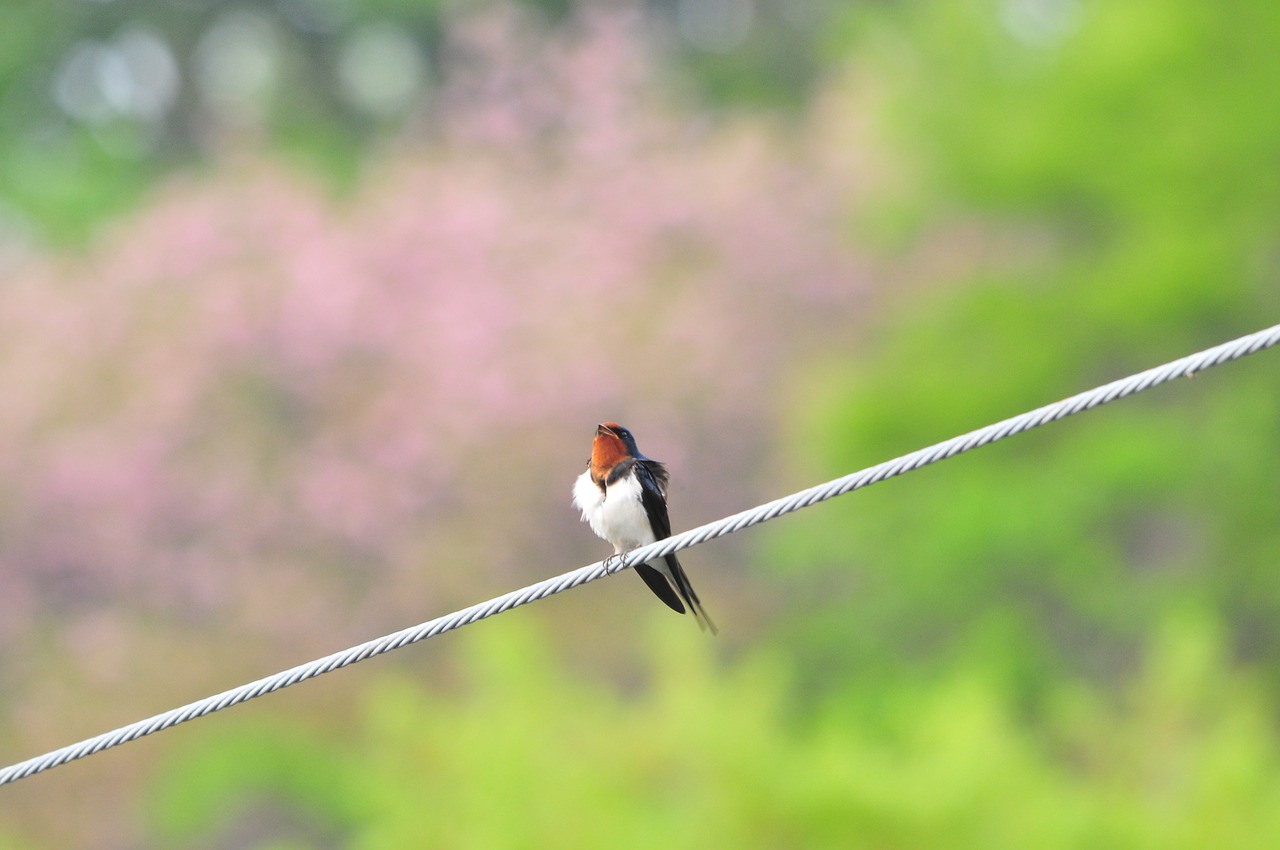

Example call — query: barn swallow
[572,422,717,633]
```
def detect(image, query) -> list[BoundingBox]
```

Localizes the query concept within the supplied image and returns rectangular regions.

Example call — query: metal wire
[3,322,1279,788]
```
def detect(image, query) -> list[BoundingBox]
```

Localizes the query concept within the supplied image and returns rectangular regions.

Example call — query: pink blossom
[0,7,869,664]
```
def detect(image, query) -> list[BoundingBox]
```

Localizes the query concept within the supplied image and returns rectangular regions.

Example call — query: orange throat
[590,433,628,485]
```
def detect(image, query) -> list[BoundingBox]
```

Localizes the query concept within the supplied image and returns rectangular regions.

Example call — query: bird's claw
[603,553,627,574]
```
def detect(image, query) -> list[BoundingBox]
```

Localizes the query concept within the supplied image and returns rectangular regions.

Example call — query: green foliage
[0,827,39,850]
[771,0,1280,696]
[0,132,159,245]
[0,0,839,243]
[147,616,1280,849]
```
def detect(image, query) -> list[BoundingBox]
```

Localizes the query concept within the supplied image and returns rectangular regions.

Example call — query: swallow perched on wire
[572,423,717,633]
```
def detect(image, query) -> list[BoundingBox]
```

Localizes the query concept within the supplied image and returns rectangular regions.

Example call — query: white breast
[572,469,657,554]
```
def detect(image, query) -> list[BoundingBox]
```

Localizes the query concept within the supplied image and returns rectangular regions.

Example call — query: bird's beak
[596,423,615,437]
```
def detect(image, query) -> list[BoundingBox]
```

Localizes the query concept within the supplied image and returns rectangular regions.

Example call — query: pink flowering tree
[0,7,867,730]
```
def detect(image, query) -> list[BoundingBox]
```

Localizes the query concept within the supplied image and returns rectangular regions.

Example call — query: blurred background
[1,0,1279,847]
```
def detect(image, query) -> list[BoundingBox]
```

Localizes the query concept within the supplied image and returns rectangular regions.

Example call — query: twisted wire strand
[3,323,1279,788]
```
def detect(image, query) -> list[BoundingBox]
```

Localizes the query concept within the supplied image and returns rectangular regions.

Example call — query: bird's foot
[603,552,628,574]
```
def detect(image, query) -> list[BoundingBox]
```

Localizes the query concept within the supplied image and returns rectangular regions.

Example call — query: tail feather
[634,563,686,614]
[664,554,718,635]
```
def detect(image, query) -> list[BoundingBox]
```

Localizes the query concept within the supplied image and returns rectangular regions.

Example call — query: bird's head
[591,422,640,479]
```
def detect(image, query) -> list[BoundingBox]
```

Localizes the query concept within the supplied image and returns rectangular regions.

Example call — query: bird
[572,422,717,633]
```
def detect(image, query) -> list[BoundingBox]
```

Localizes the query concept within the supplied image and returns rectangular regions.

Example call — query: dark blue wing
[633,459,672,541]
[634,459,717,634]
